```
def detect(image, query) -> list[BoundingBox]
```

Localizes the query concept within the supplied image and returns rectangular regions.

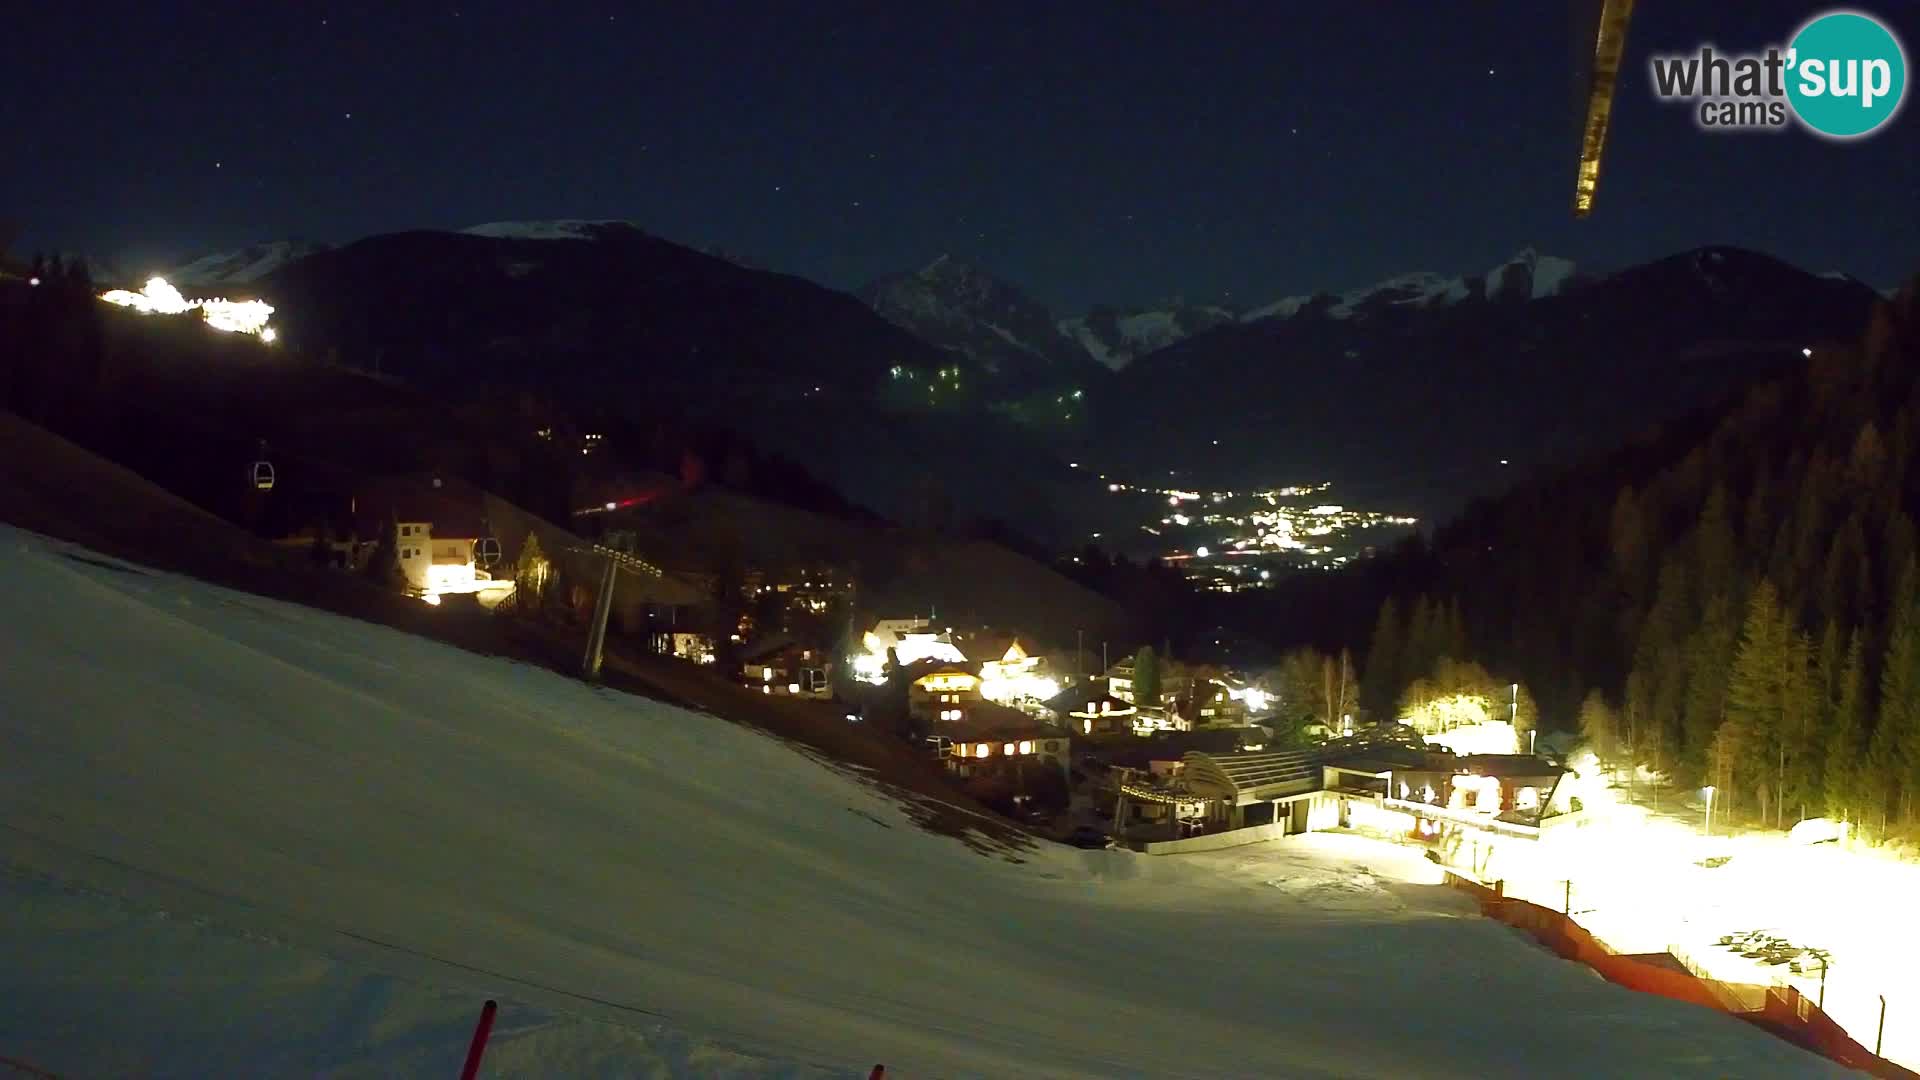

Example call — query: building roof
[906,658,976,680]
[1181,749,1322,803]
[955,631,1037,667]
[1043,680,1138,717]
[1448,754,1568,778]
[942,703,1068,742]
[739,634,802,663]
[1081,728,1262,770]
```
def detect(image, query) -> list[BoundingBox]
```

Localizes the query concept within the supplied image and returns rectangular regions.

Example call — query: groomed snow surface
[0,526,1844,1078]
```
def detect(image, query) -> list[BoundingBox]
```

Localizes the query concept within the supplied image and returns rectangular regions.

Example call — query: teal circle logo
[1786,11,1907,138]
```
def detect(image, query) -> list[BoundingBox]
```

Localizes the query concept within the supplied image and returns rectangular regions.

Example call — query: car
[1064,826,1112,850]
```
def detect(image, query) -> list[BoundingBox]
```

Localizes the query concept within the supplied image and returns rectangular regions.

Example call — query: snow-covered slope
[168,240,329,287]
[1486,247,1578,301]
[859,256,1100,384]
[1058,304,1237,371]
[1242,248,1582,325]
[0,526,1844,1077]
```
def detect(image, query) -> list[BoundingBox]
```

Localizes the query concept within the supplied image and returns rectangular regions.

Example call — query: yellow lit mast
[1573,0,1637,218]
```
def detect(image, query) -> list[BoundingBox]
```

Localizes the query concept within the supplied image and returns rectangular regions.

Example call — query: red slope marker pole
[459,999,498,1080]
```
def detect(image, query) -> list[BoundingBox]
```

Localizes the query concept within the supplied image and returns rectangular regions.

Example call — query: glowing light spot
[98,277,276,339]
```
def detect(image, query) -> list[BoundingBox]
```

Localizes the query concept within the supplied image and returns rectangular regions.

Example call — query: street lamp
[1702,785,1716,836]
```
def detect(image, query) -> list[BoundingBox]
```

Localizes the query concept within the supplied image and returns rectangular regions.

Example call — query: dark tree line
[1338,277,1920,833]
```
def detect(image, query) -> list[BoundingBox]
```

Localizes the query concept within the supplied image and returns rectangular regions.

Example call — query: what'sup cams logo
[1650,9,1907,138]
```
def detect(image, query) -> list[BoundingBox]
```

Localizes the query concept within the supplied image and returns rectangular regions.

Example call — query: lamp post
[1702,785,1716,837]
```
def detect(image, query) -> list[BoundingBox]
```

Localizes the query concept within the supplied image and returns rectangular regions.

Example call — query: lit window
[1018,740,1033,754]
[974,744,990,758]
[1083,719,1092,734]
[1002,743,1014,756]
[763,667,773,682]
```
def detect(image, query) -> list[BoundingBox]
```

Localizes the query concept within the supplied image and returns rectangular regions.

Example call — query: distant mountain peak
[1485,248,1579,302]
[1060,302,1237,371]
[460,220,643,241]
[860,259,1097,381]
[168,239,330,287]
[1240,249,1583,326]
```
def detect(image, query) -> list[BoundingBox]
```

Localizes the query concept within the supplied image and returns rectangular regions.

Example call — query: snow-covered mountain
[1059,302,1238,371]
[460,219,643,241]
[1241,248,1585,325]
[167,240,330,287]
[865,249,1588,375]
[859,256,1100,383]
[1484,248,1580,302]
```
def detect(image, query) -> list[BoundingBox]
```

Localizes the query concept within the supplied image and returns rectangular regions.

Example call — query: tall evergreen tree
[1879,560,1920,824]
[1725,579,1790,820]
[1682,592,1739,783]
[1133,645,1162,708]
[1362,597,1404,718]
[1579,690,1618,761]
[1694,486,1738,615]
[1405,595,1437,685]
[1825,631,1868,821]
[1782,630,1821,823]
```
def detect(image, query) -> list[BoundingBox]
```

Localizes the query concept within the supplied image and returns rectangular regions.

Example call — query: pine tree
[1133,646,1161,708]
[1825,631,1867,821]
[1335,647,1358,726]
[1440,598,1467,664]
[363,518,406,590]
[1695,487,1738,615]
[1879,560,1920,824]
[1725,579,1789,820]
[1682,592,1739,782]
[514,531,550,611]
[1782,630,1820,824]
[1362,597,1404,718]
[1405,595,1437,684]
[1579,690,1618,762]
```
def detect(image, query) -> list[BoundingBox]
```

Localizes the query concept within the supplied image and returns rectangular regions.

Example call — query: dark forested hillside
[1351,275,1920,832]
[1089,247,1880,523]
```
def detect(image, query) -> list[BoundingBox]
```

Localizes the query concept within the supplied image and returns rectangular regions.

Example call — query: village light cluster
[1100,473,1417,586]
[99,277,277,340]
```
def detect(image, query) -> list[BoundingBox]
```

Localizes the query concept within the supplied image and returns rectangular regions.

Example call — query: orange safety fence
[1445,873,1916,1079]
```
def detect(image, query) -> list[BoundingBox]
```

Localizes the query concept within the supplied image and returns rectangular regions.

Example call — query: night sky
[6,2,1915,311]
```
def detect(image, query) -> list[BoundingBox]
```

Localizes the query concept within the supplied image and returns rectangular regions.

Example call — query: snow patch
[1244,294,1317,322]
[1058,318,1119,369]
[169,240,325,286]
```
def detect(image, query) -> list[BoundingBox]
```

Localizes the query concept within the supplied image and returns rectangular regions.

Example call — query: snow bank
[0,526,1843,1078]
